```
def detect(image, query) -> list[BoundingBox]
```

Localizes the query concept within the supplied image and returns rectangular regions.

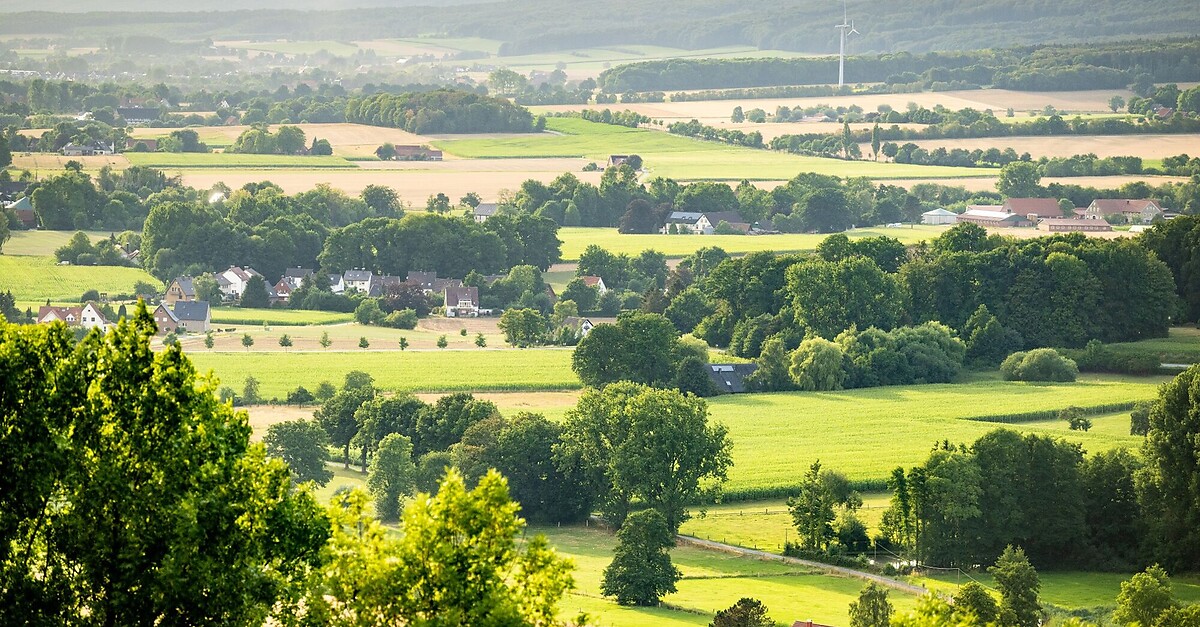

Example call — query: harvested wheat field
[11,153,129,172]
[244,404,316,440]
[535,88,1134,125]
[414,390,583,421]
[355,156,590,172]
[892,134,1200,160]
[178,168,602,200]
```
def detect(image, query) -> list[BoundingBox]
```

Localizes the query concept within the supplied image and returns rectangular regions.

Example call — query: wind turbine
[835,0,859,88]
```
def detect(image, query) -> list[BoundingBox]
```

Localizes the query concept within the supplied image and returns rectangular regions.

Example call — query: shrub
[1000,348,1079,382]
[382,308,418,329]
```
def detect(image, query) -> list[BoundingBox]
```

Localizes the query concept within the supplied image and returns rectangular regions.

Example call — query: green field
[124,153,356,169]
[186,321,507,352]
[433,118,996,181]
[535,524,919,627]
[186,347,579,398]
[1110,326,1200,363]
[0,256,160,302]
[708,374,1162,493]
[2,230,115,257]
[556,225,947,260]
[917,571,1200,612]
[679,493,892,554]
[208,307,355,326]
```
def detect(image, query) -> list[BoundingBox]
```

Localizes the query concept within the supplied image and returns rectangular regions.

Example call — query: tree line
[598,39,1200,93]
[343,89,538,135]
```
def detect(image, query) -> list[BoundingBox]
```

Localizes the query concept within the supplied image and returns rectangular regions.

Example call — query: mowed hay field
[895,133,1200,160]
[535,524,920,627]
[0,256,159,301]
[186,347,579,398]
[2,230,114,256]
[556,225,949,260]
[709,374,1163,493]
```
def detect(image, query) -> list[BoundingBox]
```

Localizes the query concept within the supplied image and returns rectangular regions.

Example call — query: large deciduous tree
[264,419,334,486]
[788,256,902,339]
[849,583,894,627]
[601,508,681,606]
[0,304,330,624]
[558,382,731,531]
[367,433,417,521]
[1136,365,1200,569]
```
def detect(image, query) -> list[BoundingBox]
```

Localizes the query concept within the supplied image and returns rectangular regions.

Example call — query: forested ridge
[0,0,1197,56]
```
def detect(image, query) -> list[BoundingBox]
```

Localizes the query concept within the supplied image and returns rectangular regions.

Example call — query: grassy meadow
[556,225,947,260]
[433,118,995,181]
[188,319,506,352]
[0,256,159,302]
[708,374,1162,493]
[1,230,117,257]
[208,307,355,326]
[186,347,579,398]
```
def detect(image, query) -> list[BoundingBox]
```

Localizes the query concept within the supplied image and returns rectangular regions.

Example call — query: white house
[444,286,480,318]
[1085,199,1164,224]
[79,303,110,331]
[661,211,707,234]
[921,208,958,225]
[173,300,211,333]
[473,203,498,223]
[343,270,375,294]
[218,266,264,299]
[328,274,346,294]
[580,275,608,295]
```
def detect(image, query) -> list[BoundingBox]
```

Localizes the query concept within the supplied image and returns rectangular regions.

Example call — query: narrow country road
[675,535,929,596]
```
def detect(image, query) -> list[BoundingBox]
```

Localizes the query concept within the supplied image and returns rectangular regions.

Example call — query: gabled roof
[473,203,498,217]
[406,271,437,287]
[580,276,604,288]
[922,208,957,216]
[445,286,480,307]
[1089,199,1161,214]
[343,270,374,282]
[171,276,195,297]
[223,266,262,282]
[560,316,593,329]
[962,208,1017,220]
[706,363,758,394]
[154,303,179,324]
[283,267,313,279]
[1002,197,1062,217]
[665,211,704,224]
[4,196,32,211]
[38,305,82,322]
[173,300,210,322]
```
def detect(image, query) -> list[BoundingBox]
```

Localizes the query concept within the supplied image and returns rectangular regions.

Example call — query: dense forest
[599,39,1200,92]
[0,0,1197,56]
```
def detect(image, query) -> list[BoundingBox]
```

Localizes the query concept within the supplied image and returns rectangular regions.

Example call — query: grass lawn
[124,152,357,169]
[1110,326,1200,363]
[916,571,1200,612]
[433,118,994,181]
[709,374,1163,493]
[185,346,579,398]
[680,493,892,554]
[0,256,160,302]
[556,225,947,260]
[186,320,505,352]
[534,524,919,627]
[2,230,115,257]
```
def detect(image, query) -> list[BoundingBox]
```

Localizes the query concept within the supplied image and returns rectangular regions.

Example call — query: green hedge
[710,479,890,504]
[965,401,1140,424]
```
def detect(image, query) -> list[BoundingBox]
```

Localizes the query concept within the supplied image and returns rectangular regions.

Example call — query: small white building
[218,266,264,299]
[473,203,498,223]
[921,208,958,225]
[342,270,375,294]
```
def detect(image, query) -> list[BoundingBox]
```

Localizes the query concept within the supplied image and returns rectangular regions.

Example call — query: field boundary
[676,535,928,596]
[963,401,1141,424]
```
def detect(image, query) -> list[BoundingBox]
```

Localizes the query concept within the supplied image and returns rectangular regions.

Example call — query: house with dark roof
[703,211,751,233]
[152,303,179,334]
[165,276,196,306]
[173,301,211,333]
[406,271,438,291]
[444,286,480,318]
[1001,197,1065,220]
[342,270,375,294]
[280,267,314,290]
[473,203,499,223]
[706,364,758,394]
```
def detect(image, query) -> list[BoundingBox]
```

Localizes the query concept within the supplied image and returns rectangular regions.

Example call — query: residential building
[279,267,314,290]
[125,137,159,151]
[78,303,110,331]
[1085,199,1164,224]
[1038,218,1114,233]
[580,276,608,295]
[173,301,211,333]
[921,208,958,225]
[661,211,707,234]
[1001,197,1066,221]
[328,274,346,294]
[4,196,37,228]
[37,305,82,326]
[165,276,196,306]
[343,270,375,294]
[609,155,630,167]
[703,211,751,233]
[406,271,438,291]
[217,266,264,299]
[272,279,294,304]
[560,316,594,339]
[152,304,179,334]
[473,203,499,223]
[116,107,161,124]
[444,286,481,318]
[706,364,759,394]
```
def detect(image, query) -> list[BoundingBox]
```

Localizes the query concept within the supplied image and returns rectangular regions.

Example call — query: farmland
[186,347,579,399]
[186,318,506,351]
[2,230,115,256]
[124,153,357,169]
[707,374,1161,493]
[0,256,159,302]
[556,225,949,260]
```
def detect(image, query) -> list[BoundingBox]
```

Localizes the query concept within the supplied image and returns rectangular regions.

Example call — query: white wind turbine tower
[835,0,859,87]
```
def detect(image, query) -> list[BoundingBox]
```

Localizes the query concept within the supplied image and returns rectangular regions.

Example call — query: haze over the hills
[0,0,1197,55]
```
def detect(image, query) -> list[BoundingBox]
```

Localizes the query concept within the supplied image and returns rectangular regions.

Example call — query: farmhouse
[580,275,608,295]
[1085,199,1164,224]
[662,211,706,234]
[1001,197,1065,220]
[165,276,196,306]
[4,197,37,228]
[707,363,758,394]
[921,208,958,225]
[473,203,499,223]
[1038,218,1114,233]
[444,286,480,318]
[704,211,752,233]
[608,155,629,167]
[956,206,1032,228]
[62,142,115,157]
